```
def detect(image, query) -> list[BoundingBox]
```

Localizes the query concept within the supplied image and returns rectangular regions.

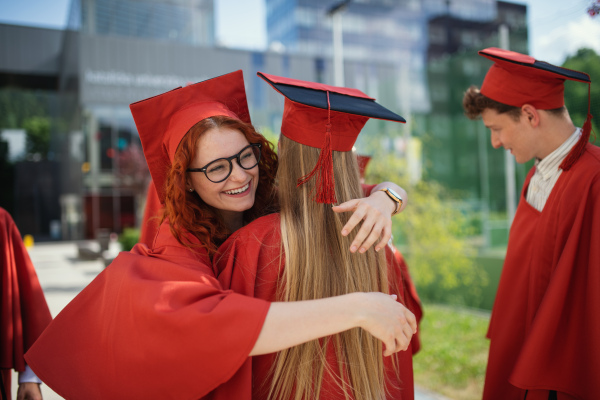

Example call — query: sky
[0,0,599,65]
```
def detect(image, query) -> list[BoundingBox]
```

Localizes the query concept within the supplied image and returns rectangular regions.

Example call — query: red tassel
[296,92,337,204]
[560,82,594,171]
[560,113,592,171]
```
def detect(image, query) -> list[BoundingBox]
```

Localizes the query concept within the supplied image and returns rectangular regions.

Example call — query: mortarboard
[130,70,250,203]
[479,47,592,170]
[258,71,405,203]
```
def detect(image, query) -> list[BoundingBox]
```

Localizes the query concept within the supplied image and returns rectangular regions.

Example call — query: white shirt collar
[535,128,581,180]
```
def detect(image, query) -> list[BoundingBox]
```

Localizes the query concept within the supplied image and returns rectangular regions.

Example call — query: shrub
[364,148,488,307]
[118,227,140,251]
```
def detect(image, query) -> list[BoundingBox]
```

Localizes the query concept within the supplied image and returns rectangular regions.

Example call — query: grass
[413,303,491,400]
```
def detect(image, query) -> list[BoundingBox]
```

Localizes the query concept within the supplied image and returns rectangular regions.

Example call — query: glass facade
[265,0,520,115]
[68,0,215,46]
[60,0,216,238]
[80,104,145,238]
[266,0,424,114]
[265,0,528,245]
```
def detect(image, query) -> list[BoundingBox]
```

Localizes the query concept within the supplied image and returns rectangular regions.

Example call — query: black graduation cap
[258,71,405,203]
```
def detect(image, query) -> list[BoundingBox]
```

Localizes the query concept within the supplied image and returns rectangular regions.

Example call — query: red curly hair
[162,115,279,257]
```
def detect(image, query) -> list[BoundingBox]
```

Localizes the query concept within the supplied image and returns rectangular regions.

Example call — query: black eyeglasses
[186,143,262,183]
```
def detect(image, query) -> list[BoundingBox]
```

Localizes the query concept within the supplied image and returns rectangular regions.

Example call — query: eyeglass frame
[186,143,262,183]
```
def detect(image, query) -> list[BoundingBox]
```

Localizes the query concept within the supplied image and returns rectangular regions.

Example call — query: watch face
[387,188,401,201]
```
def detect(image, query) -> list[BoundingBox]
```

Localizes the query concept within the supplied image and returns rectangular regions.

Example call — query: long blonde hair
[269,135,395,400]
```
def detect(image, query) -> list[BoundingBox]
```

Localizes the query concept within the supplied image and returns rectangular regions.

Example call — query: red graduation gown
[139,179,162,247]
[214,213,415,400]
[0,208,52,392]
[483,143,600,400]
[361,184,423,354]
[392,246,422,354]
[25,219,270,400]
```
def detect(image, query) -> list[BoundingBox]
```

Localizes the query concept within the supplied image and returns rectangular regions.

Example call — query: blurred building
[0,0,527,244]
[265,0,521,113]
[424,1,529,245]
[265,0,528,245]
[68,0,215,45]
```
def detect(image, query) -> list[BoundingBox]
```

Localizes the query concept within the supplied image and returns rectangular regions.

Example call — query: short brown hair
[462,85,522,121]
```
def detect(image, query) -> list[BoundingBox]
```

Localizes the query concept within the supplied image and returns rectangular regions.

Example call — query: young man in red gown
[463,47,600,400]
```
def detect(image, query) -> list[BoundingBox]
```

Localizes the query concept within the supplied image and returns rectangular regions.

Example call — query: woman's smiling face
[187,126,259,218]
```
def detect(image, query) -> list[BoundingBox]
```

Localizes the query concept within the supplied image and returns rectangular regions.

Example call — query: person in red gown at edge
[214,72,418,400]
[356,154,423,355]
[1,207,51,400]
[463,48,600,400]
[138,178,162,247]
[24,70,414,400]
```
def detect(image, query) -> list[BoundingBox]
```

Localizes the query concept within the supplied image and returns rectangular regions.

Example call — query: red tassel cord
[560,83,594,171]
[296,91,337,204]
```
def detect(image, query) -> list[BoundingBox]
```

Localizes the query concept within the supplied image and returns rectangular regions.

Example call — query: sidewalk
[13,241,449,400]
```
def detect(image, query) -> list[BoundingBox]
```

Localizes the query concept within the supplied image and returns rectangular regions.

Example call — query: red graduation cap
[130,70,250,203]
[479,47,592,170]
[258,71,405,204]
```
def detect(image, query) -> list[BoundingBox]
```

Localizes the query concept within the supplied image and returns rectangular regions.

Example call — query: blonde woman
[216,73,416,400]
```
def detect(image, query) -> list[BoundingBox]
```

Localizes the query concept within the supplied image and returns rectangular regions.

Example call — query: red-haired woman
[25,71,411,400]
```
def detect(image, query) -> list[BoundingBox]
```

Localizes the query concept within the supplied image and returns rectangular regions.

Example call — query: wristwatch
[379,188,403,216]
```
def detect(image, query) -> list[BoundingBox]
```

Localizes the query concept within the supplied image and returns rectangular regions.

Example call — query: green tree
[399,179,487,306]
[364,146,488,307]
[0,89,48,128]
[562,48,600,142]
[256,125,280,150]
[23,116,51,158]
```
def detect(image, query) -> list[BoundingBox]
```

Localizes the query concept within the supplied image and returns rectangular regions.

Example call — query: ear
[521,104,540,128]
[185,177,194,192]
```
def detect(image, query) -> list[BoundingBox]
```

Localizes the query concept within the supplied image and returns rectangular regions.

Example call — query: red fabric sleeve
[25,231,270,400]
[391,246,423,354]
[361,183,377,197]
[0,208,51,372]
[138,179,162,247]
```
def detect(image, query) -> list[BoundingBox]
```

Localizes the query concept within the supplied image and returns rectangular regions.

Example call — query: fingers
[349,219,373,253]
[374,224,392,252]
[340,206,367,242]
[334,198,394,253]
[361,293,415,356]
[401,323,413,349]
[347,205,385,252]
[406,309,418,334]
[384,305,415,356]
[353,213,391,252]
[382,335,397,357]
[332,199,360,213]
[390,301,416,354]
[383,328,411,356]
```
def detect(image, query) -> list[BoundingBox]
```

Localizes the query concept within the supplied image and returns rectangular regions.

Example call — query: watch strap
[379,188,402,216]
